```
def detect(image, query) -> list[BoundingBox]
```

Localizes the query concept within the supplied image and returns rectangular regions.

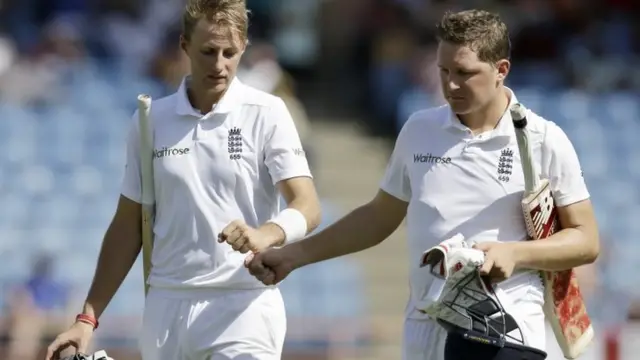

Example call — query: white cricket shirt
[121,76,312,289]
[380,90,589,349]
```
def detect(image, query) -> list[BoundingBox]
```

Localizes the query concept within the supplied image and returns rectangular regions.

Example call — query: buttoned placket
[193,104,220,141]
[460,129,488,155]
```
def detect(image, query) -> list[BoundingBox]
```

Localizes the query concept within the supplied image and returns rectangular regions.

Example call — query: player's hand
[218,220,276,253]
[244,248,297,285]
[45,321,94,360]
[474,241,518,282]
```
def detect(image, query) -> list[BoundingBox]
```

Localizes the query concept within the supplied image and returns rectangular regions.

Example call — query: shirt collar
[175,76,244,117]
[442,87,519,139]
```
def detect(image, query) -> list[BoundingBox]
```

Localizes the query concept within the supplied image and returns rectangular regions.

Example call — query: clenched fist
[244,248,297,285]
[218,220,281,253]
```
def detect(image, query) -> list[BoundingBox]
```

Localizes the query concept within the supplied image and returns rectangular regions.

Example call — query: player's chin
[201,75,227,89]
[204,82,227,94]
[447,99,474,114]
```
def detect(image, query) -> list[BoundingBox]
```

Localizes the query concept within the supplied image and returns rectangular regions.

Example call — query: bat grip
[514,128,538,194]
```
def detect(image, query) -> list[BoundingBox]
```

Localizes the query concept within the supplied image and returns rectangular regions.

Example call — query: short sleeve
[379,125,411,202]
[121,111,142,203]
[543,122,589,207]
[264,98,312,184]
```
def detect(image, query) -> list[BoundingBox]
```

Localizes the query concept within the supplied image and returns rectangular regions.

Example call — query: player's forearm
[286,194,322,234]
[513,227,599,271]
[290,201,395,268]
[258,194,322,247]
[82,221,142,319]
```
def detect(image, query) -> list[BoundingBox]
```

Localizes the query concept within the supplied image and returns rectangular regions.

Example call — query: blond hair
[182,0,249,41]
[436,9,510,63]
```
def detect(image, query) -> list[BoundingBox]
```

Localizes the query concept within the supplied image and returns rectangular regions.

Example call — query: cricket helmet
[418,238,525,348]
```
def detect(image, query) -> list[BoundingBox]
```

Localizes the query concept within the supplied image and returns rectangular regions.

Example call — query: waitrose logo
[153,147,190,159]
[413,153,452,164]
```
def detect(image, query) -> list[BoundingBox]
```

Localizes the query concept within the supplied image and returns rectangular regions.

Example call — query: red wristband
[76,314,99,330]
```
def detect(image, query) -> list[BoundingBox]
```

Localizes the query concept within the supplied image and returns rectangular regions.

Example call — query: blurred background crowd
[0,0,638,359]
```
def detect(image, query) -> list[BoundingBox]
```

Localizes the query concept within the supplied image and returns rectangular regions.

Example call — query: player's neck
[187,84,226,115]
[458,88,510,135]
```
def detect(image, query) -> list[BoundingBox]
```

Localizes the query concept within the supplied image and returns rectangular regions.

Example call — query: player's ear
[495,59,510,82]
[179,34,189,54]
[240,38,249,55]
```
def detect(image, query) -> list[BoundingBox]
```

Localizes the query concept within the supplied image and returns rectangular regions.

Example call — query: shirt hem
[554,192,590,207]
[271,171,313,185]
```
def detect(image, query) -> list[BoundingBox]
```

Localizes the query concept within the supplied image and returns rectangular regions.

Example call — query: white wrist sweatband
[267,208,308,244]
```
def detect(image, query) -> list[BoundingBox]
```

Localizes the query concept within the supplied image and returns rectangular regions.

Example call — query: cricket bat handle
[510,103,539,193]
[141,209,153,295]
[137,94,154,296]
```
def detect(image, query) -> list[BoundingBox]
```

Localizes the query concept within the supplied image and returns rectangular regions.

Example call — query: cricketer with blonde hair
[45,1,321,359]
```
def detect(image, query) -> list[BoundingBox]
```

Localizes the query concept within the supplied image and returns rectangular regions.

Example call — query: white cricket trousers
[139,286,286,360]
[402,318,447,360]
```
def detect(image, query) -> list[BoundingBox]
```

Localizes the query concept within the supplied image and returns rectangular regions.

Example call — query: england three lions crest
[228,127,243,160]
[497,148,514,182]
